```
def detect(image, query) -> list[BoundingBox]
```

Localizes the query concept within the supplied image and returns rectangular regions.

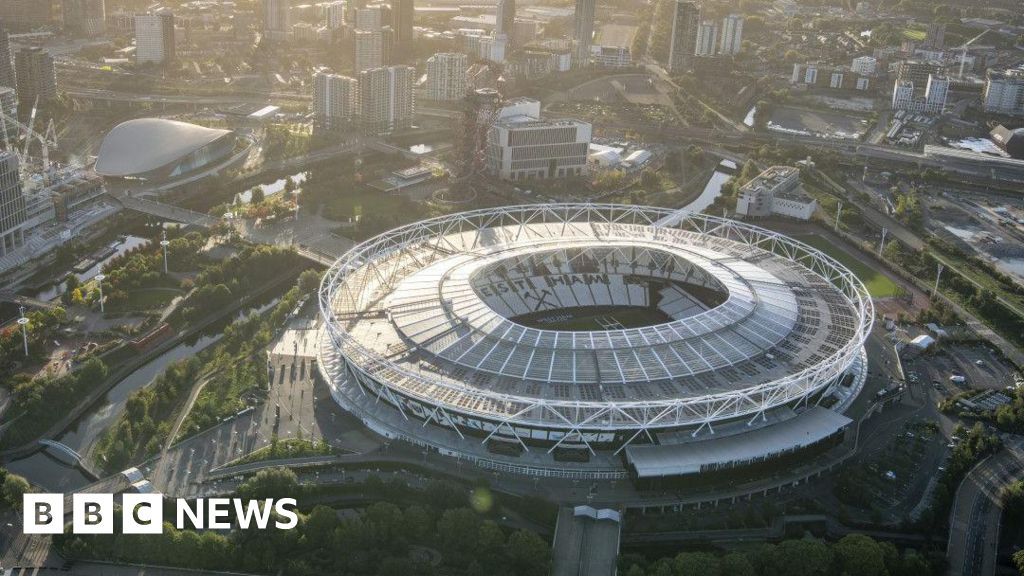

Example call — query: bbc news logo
[24,494,298,534]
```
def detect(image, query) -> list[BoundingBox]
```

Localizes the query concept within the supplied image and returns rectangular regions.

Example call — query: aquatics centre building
[317,204,873,481]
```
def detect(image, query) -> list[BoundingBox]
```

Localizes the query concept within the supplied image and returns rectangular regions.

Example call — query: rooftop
[94,118,233,177]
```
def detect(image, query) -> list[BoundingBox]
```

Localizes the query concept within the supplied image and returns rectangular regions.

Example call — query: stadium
[317,204,873,481]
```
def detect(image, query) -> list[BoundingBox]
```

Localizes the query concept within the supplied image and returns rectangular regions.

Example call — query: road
[947,435,1024,576]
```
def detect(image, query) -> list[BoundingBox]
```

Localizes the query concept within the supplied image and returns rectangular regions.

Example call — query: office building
[924,22,945,49]
[425,52,467,101]
[355,27,393,71]
[62,0,106,36]
[358,65,415,135]
[313,71,357,128]
[392,0,414,56]
[666,0,699,73]
[891,74,948,114]
[495,0,515,38]
[719,14,743,55]
[463,32,507,63]
[324,1,346,29]
[0,151,26,257]
[487,98,592,181]
[696,20,717,56]
[924,74,949,112]
[891,80,915,110]
[356,4,389,30]
[851,55,877,75]
[4,0,54,31]
[135,9,176,64]
[573,0,596,66]
[14,48,57,103]
[263,0,290,41]
[0,27,14,91]
[895,60,943,98]
[983,69,1024,116]
[735,166,816,220]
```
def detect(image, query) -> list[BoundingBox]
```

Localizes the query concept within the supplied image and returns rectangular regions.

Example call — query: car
[975,359,984,366]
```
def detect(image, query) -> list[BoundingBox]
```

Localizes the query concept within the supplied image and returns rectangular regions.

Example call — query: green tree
[505,529,550,576]
[673,552,721,575]
[297,269,321,295]
[250,187,265,205]
[238,467,299,500]
[1013,549,1024,575]
[721,552,755,576]
[2,473,30,508]
[834,534,887,576]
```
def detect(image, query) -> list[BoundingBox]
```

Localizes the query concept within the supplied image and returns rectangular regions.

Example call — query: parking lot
[904,342,1017,398]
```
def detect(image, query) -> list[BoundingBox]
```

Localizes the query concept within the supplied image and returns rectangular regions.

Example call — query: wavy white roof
[95,118,233,177]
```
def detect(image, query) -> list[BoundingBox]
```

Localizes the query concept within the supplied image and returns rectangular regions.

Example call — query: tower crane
[955,28,991,79]
[0,96,59,179]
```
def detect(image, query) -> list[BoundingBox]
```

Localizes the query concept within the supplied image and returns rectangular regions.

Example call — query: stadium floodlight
[96,274,106,313]
[160,230,170,274]
[17,306,29,356]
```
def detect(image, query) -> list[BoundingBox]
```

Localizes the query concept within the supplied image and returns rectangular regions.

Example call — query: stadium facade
[317,205,872,481]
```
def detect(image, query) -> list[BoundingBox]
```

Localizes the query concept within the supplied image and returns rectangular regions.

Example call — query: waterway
[4,297,282,491]
[743,106,757,128]
[683,160,737,214]
[26,235,148,303]
[236,172,308,204]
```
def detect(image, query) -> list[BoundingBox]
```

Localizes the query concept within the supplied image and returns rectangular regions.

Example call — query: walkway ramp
[551,505,622,576]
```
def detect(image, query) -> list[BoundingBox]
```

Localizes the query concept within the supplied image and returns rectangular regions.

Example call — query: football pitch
[514,306,672,331]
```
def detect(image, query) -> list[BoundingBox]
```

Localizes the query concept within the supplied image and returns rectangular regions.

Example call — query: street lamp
[160,230,170,274]
[95,274,106,313]
[17,305,29,356]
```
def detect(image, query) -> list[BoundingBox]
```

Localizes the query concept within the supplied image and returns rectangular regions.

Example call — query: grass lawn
[515,305,671,330]
[107,287,182,312]
[795,234,901,298]
[322,188,420,221]
[902,28,926,41]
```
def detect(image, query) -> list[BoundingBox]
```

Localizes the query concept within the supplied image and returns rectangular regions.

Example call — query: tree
[297,269,321,295]
[834,534,887,576]
[250,187,265,205]
[673,552,721,576]
[238,467,299,500]
[641,170,660,190]
[2,473,30,508]
[768,539,833,576]
[505,529,550,576]
[721,552,755,576]
[1013,549,1024,575]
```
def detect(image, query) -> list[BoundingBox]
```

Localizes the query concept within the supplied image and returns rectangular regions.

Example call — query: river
[236,172,308,204]
[17,235,149,306]
[4,297,282,491]
[683,160,738,214]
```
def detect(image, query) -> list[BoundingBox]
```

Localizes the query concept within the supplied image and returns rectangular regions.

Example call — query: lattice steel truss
[319,204,873,445]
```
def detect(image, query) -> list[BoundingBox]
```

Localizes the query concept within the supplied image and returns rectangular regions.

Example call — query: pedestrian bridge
[39,439,99,480]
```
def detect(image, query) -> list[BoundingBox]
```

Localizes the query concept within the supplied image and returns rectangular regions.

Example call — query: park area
[795,234,902,298]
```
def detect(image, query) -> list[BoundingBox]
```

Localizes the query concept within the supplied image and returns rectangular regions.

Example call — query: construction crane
[0,96,59,179]
[955,28,991,79]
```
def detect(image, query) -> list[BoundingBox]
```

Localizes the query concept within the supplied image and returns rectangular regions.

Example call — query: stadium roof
[322,205,872,431]
[95,118,233,177]
[624,407,851,477]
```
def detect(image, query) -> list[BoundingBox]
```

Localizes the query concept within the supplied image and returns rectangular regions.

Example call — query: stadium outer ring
[317,203,874,437]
